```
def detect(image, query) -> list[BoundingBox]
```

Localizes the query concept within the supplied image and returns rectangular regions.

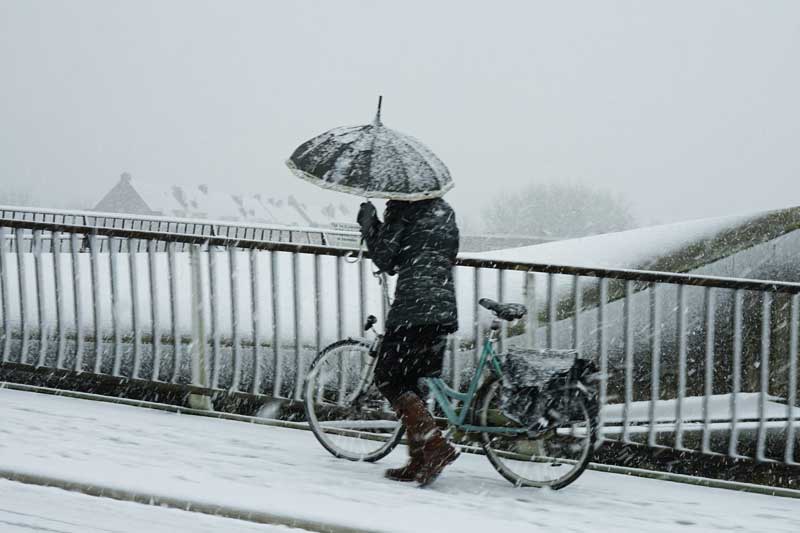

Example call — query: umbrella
[286,97,453,201]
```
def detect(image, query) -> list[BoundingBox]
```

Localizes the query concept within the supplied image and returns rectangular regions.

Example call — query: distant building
[94,173,360,231]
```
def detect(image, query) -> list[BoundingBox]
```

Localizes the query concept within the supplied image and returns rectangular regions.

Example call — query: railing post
[188,242,212,410]
[785,294,798,465]
[572,275,581,350]
[129,238,142,378]
[272,251,283,397]
[622,280,634,443]
[90,231,103,373]
[756,292,771,462]
[473,267,482,364]
[450,266,460,389]
[33,229,48,367]
[729,289,744,458]
[229,246,242,391]
[53,231,67,368]
[701,287,716,454]
[250,249,262,395]
[168,241,181,383]
[70,233,84,371]
[449,333,460,394]
[597,278,608,443]
[109,237,122,376]
[358,258,367,336]
[0,227,10,362]
[293,252,304,400]
[314,254,322,361]
[497,269,506,353]
[675,284,688,450]
[336,255,345,404]
[524,271,536,349]
[147,239,161,380]
[208,243,221,388]
[14,228,29,364]
[547,273,556,349]
[648,282,661,448]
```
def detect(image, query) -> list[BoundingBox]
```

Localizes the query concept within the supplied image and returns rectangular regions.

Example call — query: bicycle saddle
[479,298,528,321]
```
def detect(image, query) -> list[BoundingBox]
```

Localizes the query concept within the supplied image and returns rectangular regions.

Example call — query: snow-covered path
[0,479,303,533]
[0,388,798,533]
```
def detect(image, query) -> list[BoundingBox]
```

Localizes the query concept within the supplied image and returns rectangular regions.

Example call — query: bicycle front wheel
[304,338,403,462]
[478,378,597,490]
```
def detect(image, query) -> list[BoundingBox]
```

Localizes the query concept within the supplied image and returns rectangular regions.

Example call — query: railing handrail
[4,217,800,295]
[455,257,800,294]
[0,205,562,243]
[0,204,360,238]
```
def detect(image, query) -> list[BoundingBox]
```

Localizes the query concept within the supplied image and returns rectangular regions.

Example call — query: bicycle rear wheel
[478,378,597,490]
[304,338,403,462]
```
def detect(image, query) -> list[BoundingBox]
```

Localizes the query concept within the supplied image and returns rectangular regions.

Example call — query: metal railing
[0,217,798,467]
[0,204,361,249]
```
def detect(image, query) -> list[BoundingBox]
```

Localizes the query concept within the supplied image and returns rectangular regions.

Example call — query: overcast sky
[1,0,798,227]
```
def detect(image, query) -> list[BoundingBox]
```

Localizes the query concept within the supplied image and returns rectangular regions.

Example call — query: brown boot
[384,439,423,482]
[416,430,460,487]
[389,392,459,487]
[384,394,425,482]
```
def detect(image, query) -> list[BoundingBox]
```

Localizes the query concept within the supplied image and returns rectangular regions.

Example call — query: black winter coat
[362,198,459,333]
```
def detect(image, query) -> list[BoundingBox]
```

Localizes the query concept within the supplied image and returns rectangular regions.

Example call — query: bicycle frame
[423,323,527,435]
[357,282,527,436]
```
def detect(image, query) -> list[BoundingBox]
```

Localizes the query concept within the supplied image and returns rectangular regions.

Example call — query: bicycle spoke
[479,378,595,489]
[305,339,403,462]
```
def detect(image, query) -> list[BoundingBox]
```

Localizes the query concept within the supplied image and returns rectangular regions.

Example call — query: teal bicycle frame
[422,323,528,435]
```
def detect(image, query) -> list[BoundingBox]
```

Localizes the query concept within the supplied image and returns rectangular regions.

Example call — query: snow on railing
[0,216,798,466]
[0,204,361,249]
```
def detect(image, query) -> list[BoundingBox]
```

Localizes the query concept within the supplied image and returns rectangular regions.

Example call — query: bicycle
[303,296,599,489]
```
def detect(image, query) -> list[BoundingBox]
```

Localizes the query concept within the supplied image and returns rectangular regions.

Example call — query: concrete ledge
[585,461,800,499]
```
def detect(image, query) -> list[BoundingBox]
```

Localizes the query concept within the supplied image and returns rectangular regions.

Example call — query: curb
[0,468,378,533]
[584,461,800,499]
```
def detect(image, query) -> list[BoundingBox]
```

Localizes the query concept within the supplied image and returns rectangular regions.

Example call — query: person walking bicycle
[357,198,460,485]
[287,96,460,486]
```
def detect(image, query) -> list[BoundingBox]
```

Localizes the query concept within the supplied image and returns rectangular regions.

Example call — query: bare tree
[0,183,92,210]
[481,182,636,238]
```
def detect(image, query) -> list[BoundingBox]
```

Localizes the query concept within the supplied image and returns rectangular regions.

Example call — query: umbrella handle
[344,238,365,264]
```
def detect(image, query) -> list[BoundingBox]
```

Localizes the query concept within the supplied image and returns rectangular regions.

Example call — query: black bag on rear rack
[498,347,598,429]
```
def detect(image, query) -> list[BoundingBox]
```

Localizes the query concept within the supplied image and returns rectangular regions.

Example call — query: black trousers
[374,325,449,405]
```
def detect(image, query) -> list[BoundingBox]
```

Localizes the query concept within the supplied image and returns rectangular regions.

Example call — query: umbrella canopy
[286,97,453,201]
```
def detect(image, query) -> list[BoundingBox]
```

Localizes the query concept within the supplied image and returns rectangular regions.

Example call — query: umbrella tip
[374,95,383,126]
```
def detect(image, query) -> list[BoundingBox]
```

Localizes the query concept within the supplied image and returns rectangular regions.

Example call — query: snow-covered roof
[464,209,772,271]
[288,194,356,226]
[95,174,359,228]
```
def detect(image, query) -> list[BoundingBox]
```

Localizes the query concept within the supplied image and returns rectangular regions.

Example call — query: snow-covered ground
[603,393,800,424]
[0,479,303,533]
[1,388,798,532]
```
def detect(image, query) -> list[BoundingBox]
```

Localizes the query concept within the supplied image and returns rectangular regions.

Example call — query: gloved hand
[356,201,378,230]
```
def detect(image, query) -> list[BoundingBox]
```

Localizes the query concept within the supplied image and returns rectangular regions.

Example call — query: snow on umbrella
[286,97,453,201]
